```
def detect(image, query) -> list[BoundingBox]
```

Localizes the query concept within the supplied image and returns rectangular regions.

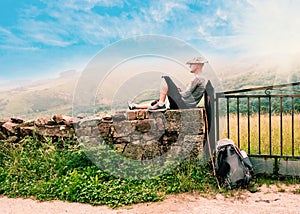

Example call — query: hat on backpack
[186,56,208,64]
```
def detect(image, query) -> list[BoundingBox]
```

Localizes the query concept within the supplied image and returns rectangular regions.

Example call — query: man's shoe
[128,102,136,110]
[148,104,166,111]
[150,99,159,106]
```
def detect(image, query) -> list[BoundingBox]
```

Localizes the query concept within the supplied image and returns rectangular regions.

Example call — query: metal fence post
[205,80,216,154]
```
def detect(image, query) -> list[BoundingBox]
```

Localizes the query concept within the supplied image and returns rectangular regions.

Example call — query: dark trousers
[162,76,188,109]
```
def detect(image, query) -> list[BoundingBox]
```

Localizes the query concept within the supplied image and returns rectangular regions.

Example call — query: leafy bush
[0,136,217,207]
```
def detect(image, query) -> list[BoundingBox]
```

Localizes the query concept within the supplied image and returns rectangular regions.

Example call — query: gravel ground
[1,184,299,214]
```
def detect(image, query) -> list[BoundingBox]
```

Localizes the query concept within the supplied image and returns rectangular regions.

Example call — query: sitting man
[128,56,208,111]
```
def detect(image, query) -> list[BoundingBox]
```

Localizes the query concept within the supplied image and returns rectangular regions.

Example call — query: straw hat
[186,56,208,64]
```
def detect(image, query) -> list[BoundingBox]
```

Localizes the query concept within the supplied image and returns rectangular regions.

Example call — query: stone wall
[0,114,75,142]
[0,108,206,161]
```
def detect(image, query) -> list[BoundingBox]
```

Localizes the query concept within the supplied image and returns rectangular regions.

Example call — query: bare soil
[1,184,299,214]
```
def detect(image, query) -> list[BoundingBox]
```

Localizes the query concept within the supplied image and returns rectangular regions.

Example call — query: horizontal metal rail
[217,81,300,95]
[216,94,300,98]
[249,154,300,159]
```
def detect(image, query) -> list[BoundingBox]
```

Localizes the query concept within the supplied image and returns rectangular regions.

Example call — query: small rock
[79,117,102,127]
[101,114,112,121]
[22,120,35,127]
[34,116,55,126]
[53,114,74,126]
[127,111,136,120]
[112,112,126,121]
[77,113,86,119]
[100,114,113,123]
[2,121,19,134]
[0,120,6,125]
[20,127,35,136]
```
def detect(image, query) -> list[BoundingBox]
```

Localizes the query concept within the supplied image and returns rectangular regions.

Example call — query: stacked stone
[0,114,75,142]
[76,108,205,161]
[0,108,206,161]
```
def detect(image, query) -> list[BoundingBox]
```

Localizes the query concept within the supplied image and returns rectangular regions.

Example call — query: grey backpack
[215,139,253,190]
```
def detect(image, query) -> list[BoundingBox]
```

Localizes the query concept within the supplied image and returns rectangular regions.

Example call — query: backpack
[215,139,253,190]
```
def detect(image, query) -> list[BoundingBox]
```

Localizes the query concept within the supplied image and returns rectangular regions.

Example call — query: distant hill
[0,54,299,120]
[0,71,79,120]
[219,68,299,92]
[216,53,300,91]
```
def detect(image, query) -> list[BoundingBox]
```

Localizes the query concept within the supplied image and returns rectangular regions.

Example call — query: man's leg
[161,76,188,109]
[158,80,168,106]
[130,100,159,109]
[138,76,188,110]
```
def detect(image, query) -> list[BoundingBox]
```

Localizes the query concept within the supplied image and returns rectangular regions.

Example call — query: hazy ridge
[1,56,299,120]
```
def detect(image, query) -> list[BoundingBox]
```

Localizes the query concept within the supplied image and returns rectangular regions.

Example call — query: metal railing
[215,82,300,159]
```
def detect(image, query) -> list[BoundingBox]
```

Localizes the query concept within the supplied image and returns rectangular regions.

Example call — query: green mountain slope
[0,72,79,120]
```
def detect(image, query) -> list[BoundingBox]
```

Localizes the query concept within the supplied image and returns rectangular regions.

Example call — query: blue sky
[1,0,300,82]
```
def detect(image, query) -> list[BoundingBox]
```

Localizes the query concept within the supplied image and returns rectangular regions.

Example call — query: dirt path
[1,184,299,214]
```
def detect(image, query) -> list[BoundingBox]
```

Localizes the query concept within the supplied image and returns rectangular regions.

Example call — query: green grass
[0,136,217,207]
[1,136,299,207]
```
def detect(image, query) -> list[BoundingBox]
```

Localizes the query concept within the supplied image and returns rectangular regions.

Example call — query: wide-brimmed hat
[186,56,208,64]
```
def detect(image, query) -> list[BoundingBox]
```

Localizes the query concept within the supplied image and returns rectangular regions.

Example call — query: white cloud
[188,0,300,59]
[18,19,78,47]
[0,45,38,51]
[9,0,300,58]
[8,0,199,48]
[149,1,188,23]
[216,8,227,21]
[197,26,207,36]
[0,26,38,50]
[0,27,22,44]
[32,34,76,47]
[40,0,125,11]
[14,0,147,47]
[165,2,188,13]
[235,0,300,56]
[245,0,255,7]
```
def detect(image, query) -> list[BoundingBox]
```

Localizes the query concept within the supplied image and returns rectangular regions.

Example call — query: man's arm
[180,77,205,98]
